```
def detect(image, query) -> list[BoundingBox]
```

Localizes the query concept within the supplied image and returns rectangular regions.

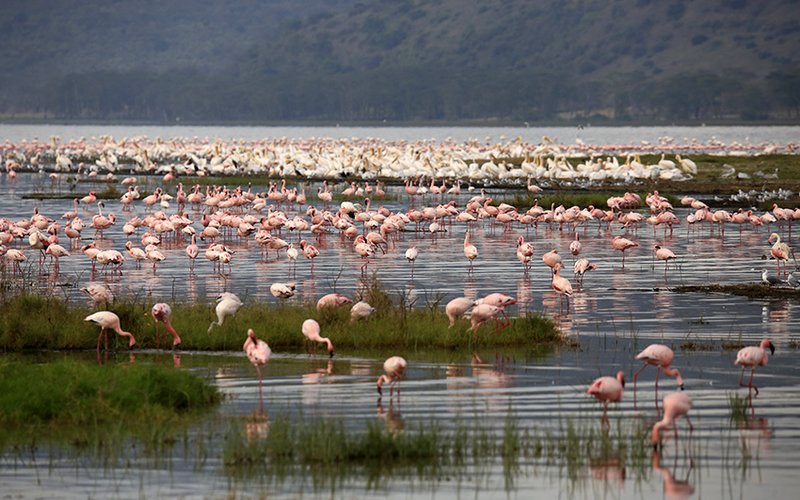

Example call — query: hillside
[1,0,799,123]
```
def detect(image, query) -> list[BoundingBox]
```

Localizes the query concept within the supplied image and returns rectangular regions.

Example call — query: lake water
[1,125,800,499]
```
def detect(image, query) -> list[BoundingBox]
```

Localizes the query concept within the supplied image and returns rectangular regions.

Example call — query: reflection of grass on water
[222,410,652,490]
[0,283,565,351]
[0,359,219,449]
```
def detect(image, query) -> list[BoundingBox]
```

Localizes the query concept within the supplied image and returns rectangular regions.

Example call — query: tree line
[6,67,800,123]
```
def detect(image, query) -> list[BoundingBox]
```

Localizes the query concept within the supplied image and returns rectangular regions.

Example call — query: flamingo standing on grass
[85,311,136,355]
[446,297,476,328]
[152,303,181,350]
[208,292,243,333]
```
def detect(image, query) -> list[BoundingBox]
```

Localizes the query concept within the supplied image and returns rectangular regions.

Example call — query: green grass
[0,289,565,352]
[0,358,219,446]
[222,409,651,484]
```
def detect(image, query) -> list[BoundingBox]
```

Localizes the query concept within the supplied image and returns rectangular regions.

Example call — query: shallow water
[2,344,798,500]
[2,151,800,498]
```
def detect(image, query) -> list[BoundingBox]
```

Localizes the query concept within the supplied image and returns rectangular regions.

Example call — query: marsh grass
[728,392,752,425]
[0,283,564,351]
[222,410,651,486]
[0,359,219,448]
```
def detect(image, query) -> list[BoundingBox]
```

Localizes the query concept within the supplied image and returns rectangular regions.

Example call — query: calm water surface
[1,126,799,499]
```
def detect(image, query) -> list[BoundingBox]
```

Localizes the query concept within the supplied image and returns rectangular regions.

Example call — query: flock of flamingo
[1,134,797,454]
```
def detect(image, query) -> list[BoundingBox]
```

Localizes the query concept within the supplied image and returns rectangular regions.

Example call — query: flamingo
[5,249,27,275]
[569,233,581,260]
[516,236,534,273]
[270,282,296,300]
[377,356,407,396]
[81,284,114,307]
[573,258,597,286]
[463,231,477,272]
[244,328,271,410]
[612,236,638,269]
[405,246,419,276]
[480,293,517,330]
[654,245,677,279]
[551,262,573,313]
[186,234,199,270]
[152,303,181,349]
[208,292,243,333]
[350,301,376,323]
[734,339,775,396]
[587,371,624,425]
[634,344,685,411]
[84,311,136,353]
[652,393,693,450]
[301,318,334,357]
[445,297,476,328]
[468,303,500,334]
[542,249,562,274]
[316,293,352,311]
[768,233,789,277]
[45,243,69,271]
[299,239,320,270]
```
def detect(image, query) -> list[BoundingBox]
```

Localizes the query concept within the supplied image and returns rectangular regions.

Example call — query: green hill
[2,0,799,123]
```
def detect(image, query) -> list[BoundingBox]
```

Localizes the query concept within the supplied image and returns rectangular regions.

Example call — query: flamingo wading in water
[634,344,684,411]
[734,338,775,396]
[652,392,693,450]
[301,318,334,357]
[377,356,407,397]
[587,371,624,426]
[244,328,271,410]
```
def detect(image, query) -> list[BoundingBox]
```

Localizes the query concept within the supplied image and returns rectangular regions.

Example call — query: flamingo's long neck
[662,366,683,386]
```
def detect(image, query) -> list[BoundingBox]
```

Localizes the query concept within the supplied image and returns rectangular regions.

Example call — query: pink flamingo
[377,356,407,396]
[301,319,334,357]
[481,293,517,331]
[569,233,582,261]
[573,258,597,287]
[542,249,562,274]
[463,231,477,272]
[551,262,573,313]
[244,328,271,410]
[152,303,181,350]
[468,303,500,334]
[654,245,677,279]
[652,392,693,450]
[446,297,476,328]
[299,239,319,270]
[316,293,352,311]
[634,344,685,411]
[734,339,774,396]
[768,233,789,277]
[84,311,136,354]
[612,236,638,269]
[587,371,625,425]
[186,233,199,270]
